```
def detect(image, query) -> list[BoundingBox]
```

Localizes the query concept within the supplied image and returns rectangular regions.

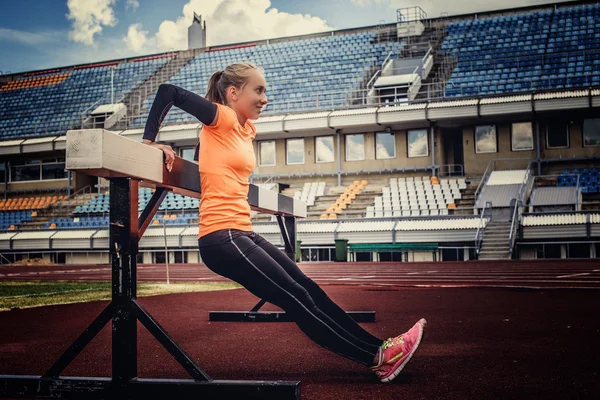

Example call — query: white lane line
[426,270,438,273]
[593,269,600,272]
[556,272,591,278]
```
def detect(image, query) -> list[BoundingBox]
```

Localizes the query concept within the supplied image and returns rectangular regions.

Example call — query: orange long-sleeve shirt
[197,103,256,238]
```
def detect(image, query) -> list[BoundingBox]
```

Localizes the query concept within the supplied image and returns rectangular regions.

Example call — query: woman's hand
[144,140,176,172]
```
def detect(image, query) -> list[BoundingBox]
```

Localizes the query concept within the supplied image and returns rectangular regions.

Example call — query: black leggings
[198,228,384,366]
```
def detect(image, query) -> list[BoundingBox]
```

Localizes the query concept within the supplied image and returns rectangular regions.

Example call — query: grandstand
[1,1,600,263]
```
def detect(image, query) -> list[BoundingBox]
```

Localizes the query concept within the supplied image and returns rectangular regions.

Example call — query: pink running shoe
[370,318,427,383]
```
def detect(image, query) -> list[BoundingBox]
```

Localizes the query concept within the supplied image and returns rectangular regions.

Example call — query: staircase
[112,49,200,130]
[454,182,477,215]
[478,221,512,260]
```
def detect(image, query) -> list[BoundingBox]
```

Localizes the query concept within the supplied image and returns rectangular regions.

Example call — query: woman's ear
[227,86,238,102]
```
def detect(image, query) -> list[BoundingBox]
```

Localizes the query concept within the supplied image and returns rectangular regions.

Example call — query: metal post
[536,121,541,176]
[336,130,342,186]
[109,177,138,384]
[163,218,170,284]
[111,66,115,104]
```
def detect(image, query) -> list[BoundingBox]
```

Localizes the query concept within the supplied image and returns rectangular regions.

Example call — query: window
[180,147,195,161]
[315,136,334,163]
[546,122,569,149]
[42,162,67,180]
[474,125,497,154]
[286,138,304,165]
[583,118,600,147]
[259,140,276,166]
[9,158,66,182]
[376,132,396,159]
[0,162,5,183]
[345,134,365,161]
[407,129,428,158]
[511,122,534,151]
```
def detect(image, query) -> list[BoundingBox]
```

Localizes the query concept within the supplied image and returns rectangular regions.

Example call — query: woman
[142,62,427,382]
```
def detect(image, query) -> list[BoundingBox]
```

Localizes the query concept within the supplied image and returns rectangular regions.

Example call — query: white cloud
[123,0,335,54]
[351,0,385,6]
[351,0,573,18]
[124,23,148,52]
[126,0,139,12]
[66,0,117,45]
[0,27,63,46]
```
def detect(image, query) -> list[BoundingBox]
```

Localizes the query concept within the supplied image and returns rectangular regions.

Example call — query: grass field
[0,280,242,312]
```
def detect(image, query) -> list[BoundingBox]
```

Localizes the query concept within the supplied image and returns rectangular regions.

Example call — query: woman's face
[231,70,268,121]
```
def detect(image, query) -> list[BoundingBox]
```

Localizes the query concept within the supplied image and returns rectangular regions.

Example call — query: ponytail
[205,70,225,104]
[204,62,263,106]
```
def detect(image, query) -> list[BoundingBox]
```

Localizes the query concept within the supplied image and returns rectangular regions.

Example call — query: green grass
[0,280,241,312]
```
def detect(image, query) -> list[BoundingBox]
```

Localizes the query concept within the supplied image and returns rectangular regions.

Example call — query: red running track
[0,285,598,399]
[2,259,600,289]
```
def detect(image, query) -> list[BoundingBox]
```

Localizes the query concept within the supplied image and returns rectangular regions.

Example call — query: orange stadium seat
[328,213,337,220]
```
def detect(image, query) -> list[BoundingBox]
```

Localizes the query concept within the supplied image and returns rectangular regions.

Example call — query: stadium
[0,1,599,399]
[1,1,599,264]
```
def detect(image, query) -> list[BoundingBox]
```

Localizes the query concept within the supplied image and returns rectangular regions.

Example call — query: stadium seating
[44,212,198,229]
[320,180,365,219]
[559,168,599,193]
[366,176,465,218]
[295,181,326,208]
[74,187,200,214]
[0,211,33,230]
[441,3,600,97]
[0,57,171,139]
[132,31,404,126]
[0,195,64,211]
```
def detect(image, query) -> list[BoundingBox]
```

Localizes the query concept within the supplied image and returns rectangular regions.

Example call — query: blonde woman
[142,62,427,382]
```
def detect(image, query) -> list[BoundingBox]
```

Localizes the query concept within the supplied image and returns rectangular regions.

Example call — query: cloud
[408,130,428,157]
[124,0,334,54]
[126,0,139,12]
[124,23,148,52]
[351,0,385,6]
[316,137,335,162]
[0,27,63,47]
[351,0,572,18]
[346,135,364,160]
[67,0,117,45]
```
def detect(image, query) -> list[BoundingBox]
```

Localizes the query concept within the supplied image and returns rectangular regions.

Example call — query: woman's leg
[251,232,384,348]
[199,229,380,366]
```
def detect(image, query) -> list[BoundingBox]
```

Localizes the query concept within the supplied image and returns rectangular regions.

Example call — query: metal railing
[527,173,582,209]
[516,162,535,205]
[475,201,492,256]
[473,158,533,208]
[435,164,464,178]
[38,185,93,227]
[508,199,523,258]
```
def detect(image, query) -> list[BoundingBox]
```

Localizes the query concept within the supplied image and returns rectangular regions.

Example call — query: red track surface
[2,259,600,289]
[0,284,599,399]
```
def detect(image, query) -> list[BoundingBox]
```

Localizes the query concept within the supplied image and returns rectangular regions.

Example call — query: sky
[0,0,574,74]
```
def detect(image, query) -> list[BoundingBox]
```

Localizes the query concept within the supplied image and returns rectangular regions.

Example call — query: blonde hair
[205,62,263,105]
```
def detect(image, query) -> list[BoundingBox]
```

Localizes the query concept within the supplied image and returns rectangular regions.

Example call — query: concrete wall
[66,252,108,264]
[187,250,199,263]
[254,130,434,176]
[540,121,599,160]
[462,120,600,176]
[462,123,536,176]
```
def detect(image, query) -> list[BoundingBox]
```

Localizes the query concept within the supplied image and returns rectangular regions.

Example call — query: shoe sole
[380,318,427,383]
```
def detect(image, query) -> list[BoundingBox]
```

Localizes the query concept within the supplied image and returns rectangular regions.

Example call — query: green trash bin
[334,238,349,262]
[295,240,302,262]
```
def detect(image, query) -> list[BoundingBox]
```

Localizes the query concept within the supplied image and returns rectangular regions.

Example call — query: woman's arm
[142,83,219,169]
